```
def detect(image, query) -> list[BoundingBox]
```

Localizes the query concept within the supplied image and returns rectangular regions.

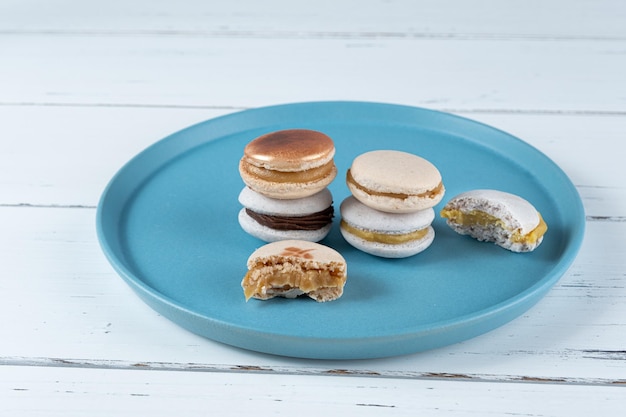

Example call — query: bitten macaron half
[241,239,347,302]
[346,150,445,213]
[239,129,338,199]
[340,196,435,258]
[440,189,548,252]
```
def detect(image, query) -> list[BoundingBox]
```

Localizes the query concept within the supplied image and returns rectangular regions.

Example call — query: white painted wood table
[1,1,625,415]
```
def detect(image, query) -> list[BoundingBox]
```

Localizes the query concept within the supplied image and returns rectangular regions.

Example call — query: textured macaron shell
[340,196,434,233]
[238,209,332,243]
[441,189,547,253]
[443,189,540,235]
[239,129,338,199]
[349,150,442,195]
[246,239,347,269]
[239,186,333,216]
[238,186,334,242]
[239,165,337,199]
[347,150,444,212]
[242,129,335,172]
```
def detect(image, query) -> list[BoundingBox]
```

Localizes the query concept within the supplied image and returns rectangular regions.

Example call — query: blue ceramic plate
[96,101,585,359]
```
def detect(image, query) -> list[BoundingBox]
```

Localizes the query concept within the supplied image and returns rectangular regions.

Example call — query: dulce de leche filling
[440,209,548,244]
[340,220,430,244]
[346,169,443,199]
[242,160,336,184]
[242,260,346,301]
[246,206,334,231]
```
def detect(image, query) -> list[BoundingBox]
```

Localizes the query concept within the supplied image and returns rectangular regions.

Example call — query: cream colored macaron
[242,240,347,302]
[239,129,338,199]
[346,150,445,213]
[440,189,548,252]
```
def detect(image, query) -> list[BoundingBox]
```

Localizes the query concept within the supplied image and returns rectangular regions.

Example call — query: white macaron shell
[445,189,540,234]
[238,209,332,243]
[340,196,435,233]
[340,226,435,258]
[239,186,333,215]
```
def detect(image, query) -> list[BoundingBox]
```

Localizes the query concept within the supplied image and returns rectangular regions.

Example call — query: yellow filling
[440,209,547,244]
[241,160,335,184]
[242,262,345,301]
[346,169,443,199]
[340,220,429,244]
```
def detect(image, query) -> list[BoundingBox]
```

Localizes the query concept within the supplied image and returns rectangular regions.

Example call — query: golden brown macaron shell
[239,129,338,199]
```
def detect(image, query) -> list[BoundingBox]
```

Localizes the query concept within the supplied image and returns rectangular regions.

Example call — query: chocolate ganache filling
[246,206,334,231]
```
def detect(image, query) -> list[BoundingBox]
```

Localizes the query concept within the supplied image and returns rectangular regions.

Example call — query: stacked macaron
[340,150,445,258]
[238,129,337,242]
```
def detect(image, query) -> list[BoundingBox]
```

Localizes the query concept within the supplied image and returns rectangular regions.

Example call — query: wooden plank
[0,106,228,206]
[2,0,625,38]
[1,35,625,111]
[2,365,624,417]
